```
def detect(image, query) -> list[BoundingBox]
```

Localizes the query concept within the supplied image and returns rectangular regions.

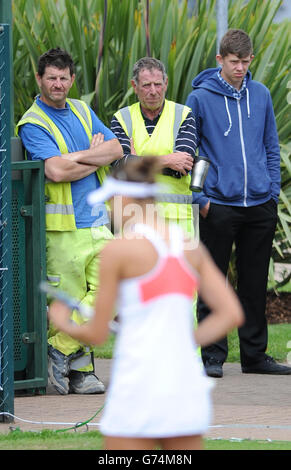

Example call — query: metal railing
[0,23,13,422]
[11,156,47,394]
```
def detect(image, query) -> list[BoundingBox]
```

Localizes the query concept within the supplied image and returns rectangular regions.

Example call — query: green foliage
[12,0,291,127]
[12,0,291,288]
[269,143,291,291]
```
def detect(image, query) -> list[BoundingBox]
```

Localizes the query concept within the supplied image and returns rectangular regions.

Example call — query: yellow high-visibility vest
[114,100,193,220]
[16,98,108,231]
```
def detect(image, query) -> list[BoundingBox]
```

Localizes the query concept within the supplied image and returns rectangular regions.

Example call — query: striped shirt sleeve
[110,116,131,156]
[175,111,197,156]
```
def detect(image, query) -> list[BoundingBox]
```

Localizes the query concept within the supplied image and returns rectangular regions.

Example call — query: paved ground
[1,359,291,443]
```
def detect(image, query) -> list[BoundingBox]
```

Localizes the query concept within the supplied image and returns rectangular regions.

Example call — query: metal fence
[0,23,14,422]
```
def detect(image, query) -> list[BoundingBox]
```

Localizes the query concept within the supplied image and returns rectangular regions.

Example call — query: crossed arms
[45,133,122,182]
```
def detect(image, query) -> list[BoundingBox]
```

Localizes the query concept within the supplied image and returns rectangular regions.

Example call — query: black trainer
[204,357,223,378]
[48,345,71,394]
[242,355,291,375]
[69,370,105,394]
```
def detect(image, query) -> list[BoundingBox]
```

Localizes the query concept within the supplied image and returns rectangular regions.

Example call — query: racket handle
[39,281,118,333]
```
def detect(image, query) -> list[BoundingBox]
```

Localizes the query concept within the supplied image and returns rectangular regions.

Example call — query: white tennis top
[100,223,214,438]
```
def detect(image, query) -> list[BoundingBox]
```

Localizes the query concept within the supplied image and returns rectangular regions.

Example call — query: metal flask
[190,156,211,192]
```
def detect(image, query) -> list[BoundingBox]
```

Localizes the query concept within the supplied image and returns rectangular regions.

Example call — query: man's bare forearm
[63,138,123,167]
[45,156,98,183]
[157,152,194,175]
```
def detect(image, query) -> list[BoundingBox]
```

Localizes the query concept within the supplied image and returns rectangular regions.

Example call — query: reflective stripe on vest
[118,106,133,137]
[115,100,193,219]
[67,98,92,139]
[20,111,55,135]
[45,204,75,215]
[172,103,184,151]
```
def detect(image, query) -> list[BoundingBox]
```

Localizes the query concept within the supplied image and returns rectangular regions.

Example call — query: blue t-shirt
[19,96,116,228]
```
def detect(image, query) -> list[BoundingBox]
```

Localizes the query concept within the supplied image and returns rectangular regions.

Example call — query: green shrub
[12,0,291,288]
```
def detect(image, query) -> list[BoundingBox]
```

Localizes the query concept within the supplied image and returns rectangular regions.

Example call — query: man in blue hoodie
[186,29,291,377]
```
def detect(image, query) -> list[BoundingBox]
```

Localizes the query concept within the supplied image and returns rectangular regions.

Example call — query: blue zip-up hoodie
[185,68,280,209]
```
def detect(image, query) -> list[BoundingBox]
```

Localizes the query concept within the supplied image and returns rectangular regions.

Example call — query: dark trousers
[198,199,278,367]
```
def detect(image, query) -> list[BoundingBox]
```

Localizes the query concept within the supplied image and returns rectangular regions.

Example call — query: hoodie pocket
[206,164,244,201]
[247,161,271,198]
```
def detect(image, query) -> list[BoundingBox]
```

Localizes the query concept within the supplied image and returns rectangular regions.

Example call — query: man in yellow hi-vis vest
[17,48,122,395]
[111,56,199,328]
[111,57,198,238]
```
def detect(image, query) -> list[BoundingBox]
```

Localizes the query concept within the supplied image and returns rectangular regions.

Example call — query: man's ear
[70,73,76,85]
[35,73,42,88]
[216,54,223,67]
[131,79,138,95]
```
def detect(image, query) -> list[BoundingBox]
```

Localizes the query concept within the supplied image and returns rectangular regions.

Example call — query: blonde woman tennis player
[48,157,244,450]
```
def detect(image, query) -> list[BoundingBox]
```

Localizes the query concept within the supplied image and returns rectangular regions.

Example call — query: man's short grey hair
[132,57,168,84]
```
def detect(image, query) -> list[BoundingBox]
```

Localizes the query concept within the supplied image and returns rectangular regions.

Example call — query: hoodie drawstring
[224,96,232,137]
[246,88,250,118]
[224,89,250,137]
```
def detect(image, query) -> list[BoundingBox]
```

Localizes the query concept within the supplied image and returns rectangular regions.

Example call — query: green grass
[95,324,291,364]
[0,430,290,450]
[93,334,115,359]
[205,438,291,451]
[0,430,103,450]
[227,324,291,363]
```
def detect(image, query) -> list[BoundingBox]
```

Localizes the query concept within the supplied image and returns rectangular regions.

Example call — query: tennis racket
[39,281,118,334]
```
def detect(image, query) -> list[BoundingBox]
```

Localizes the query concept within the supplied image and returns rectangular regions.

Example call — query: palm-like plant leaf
[12,0,291,289]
